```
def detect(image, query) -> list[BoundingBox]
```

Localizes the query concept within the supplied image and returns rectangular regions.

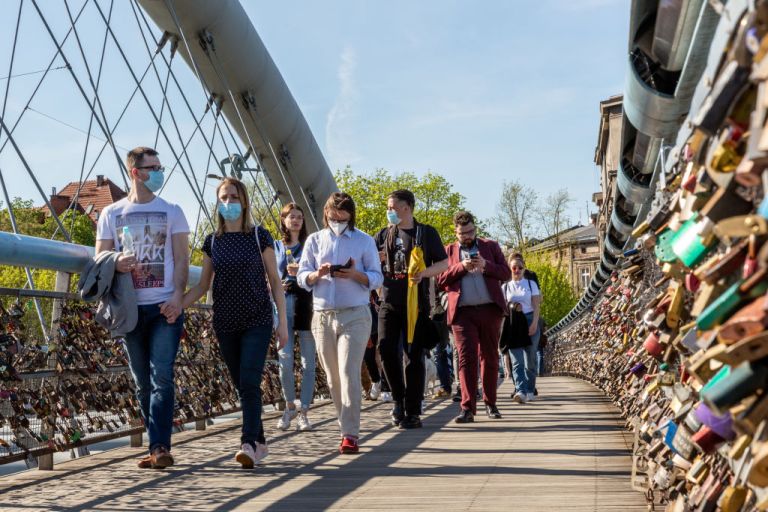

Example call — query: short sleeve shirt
[96,196,189,305]
[375,223,447,310]
[502,278,541,314]
[202,227,275,333]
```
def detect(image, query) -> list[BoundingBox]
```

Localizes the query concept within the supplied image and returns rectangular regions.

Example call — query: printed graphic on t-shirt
[116,212,167,289]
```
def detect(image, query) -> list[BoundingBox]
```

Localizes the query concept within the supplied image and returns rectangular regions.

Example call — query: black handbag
[499,307,531,353]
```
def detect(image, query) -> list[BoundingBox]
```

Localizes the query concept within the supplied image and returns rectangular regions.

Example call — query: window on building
[580,267,591,289]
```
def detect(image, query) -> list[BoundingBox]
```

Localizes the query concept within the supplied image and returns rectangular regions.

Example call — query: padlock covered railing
[548,0,768,508]
[0,291,330,469]
[549,0,725,336]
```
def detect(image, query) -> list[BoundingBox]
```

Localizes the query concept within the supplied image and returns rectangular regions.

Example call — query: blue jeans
[217,325,272,445]
[278,294,317,409]
[433,340,452,392]
[123,303,184,453]
[509,312,540,395]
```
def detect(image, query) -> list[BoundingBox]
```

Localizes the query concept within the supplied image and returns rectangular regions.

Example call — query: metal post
[130,433,143,448]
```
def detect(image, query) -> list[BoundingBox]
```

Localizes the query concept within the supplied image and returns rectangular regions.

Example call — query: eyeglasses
[136,165,165,172]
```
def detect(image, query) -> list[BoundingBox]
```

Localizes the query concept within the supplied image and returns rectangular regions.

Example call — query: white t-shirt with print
[96,196,189,305]
[502,278,541,314]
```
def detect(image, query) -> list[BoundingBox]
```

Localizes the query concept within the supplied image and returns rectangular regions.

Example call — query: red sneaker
[339,436,359,454]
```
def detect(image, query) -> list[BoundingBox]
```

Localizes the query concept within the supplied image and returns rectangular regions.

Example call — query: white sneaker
[277,408,297,430]
[512,392,529,404]
[527,393,536,402]
[235,443,256,469]
[380,391,393,403]
[369,381,382,400]
[297,409,313,431]
[421,400,426,414]
[254,442,269,464]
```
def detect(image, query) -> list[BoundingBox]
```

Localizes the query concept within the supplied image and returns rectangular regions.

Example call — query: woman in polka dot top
[183,177,288,469]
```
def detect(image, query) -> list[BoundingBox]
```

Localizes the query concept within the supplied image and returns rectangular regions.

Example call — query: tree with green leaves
[521,250,578,326]
[334,167,467,241]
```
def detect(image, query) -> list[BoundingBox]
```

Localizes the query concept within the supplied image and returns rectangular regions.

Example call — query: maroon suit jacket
[437,238,512,325]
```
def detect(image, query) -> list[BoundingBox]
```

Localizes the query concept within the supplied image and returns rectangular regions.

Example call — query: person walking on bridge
[96,147,190,469]
[437,211,510,423]
[375,190,448,429]
[183,177,288,469]
[273,203,317,432]
[502,255,541,404]
[298,192,383,454]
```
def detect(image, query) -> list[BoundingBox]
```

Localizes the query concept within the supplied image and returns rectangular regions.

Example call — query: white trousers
[311,305,371,438]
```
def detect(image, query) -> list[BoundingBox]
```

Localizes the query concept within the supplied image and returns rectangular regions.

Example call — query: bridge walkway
[1,377,645,511]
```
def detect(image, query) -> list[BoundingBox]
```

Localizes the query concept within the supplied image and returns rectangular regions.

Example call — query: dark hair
[126,146,158,170]
[510,251,525,264]
[215,177,254,236]
[280,202,308,245]
[452,210,475,227]
[388,189,415,209]
[323,192,356,231]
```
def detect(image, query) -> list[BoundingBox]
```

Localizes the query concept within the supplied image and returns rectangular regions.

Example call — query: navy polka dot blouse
[202,226,274,333]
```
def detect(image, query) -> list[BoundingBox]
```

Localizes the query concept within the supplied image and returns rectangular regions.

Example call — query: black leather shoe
[390,402,405,426]
[454,409,474,423]
[452,389,462,403]
[399,415,423,429]
[486,404,502,419]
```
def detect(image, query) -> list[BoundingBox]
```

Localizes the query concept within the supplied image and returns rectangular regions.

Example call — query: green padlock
[655,229,678,263]
[671,216,716,268]
[696,278,768,330]
[701,364,731,393]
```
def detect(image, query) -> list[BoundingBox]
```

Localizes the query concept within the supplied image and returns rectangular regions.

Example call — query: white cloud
[409,86,578,128]
[325,47,362,169]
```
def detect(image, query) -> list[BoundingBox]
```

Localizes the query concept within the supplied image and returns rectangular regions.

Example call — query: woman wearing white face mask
[183,177,288,469]
[297,192,383,454]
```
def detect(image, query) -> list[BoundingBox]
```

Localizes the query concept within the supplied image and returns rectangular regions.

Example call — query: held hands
[160,292,183,324]
[116,253,137,273]
[410,270,424,285]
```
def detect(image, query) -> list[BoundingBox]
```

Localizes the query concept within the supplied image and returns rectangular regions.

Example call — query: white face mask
[328,220,348,236]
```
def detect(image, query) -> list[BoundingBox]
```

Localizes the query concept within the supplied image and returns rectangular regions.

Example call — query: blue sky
[0,0,628,234]
[248,0,629,227]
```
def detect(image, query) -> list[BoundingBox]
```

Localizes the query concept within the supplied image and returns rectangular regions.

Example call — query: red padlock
[685,273,700,293]
[644,331,664,358]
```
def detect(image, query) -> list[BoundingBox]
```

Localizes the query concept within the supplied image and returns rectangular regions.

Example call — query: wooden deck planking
[0,376,646,511]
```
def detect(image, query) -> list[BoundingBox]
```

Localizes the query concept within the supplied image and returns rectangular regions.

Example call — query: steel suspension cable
[63,0,115,237]
[0,0,49,338]
[30,0,130,190]
[88,0,213,226]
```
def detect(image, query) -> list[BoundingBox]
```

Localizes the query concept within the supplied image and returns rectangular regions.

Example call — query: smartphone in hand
[330,257,353,276]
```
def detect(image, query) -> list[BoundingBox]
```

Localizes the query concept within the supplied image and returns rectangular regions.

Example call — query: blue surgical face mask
[387,210,401,225]
[143,170,164,192]
[218,202,242,221]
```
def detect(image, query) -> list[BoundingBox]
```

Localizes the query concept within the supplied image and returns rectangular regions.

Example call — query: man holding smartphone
[437,211,510,423]
[375,190,448,429]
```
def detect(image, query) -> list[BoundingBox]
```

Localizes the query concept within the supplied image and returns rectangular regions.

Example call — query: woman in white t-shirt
[501,256,541,404]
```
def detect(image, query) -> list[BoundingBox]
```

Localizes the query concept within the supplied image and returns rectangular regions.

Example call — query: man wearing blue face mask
[96,146,190,469]
[374,190,448,429]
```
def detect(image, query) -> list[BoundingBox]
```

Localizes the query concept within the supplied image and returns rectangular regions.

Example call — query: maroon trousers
[450,304,504,414]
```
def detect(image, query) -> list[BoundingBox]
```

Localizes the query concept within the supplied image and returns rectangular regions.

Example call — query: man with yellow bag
[375,190,448,429]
